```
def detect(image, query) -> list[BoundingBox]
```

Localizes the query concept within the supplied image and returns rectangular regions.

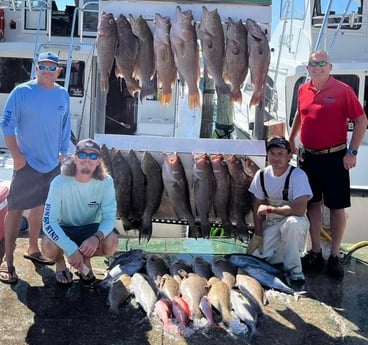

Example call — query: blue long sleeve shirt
[42,174,117,257]
[1,80,71,172]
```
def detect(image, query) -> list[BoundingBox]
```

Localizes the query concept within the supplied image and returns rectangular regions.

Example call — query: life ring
[0,9,4,41]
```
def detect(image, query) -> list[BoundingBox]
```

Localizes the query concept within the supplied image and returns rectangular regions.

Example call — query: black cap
[76,138,101,154]
[266,137,291,152]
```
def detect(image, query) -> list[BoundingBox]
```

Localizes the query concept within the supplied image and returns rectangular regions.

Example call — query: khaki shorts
[7,163,60,210]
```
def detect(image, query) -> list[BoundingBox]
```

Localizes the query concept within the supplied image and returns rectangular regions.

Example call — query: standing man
[0,52,71,284]
[289,50,367,279]
[247,137,312,286]
[41,138,118,285]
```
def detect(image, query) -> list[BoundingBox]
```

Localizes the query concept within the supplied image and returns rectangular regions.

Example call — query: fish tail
[188,91,201,110]
[140,81,157,102]
[139,221,153,243]
[215,82,231,97]
[126,80,141,97]
[160,92,172,106]
[230,89,243,105]
[100,79,109,93]
[249,89,265,108]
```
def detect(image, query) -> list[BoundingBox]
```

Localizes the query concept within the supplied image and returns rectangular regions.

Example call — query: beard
[80,167,93,175]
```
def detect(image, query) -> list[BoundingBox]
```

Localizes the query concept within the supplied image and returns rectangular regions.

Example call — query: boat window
[0,57,85,98]
[280,0,305,20]
[312,0,362,30]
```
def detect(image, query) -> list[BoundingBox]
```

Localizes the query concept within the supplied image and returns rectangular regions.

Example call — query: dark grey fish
[198,6,230,98]
[192,256,213,280]
[211,256,237,290]
[170,6,201,110]
[100,144,113,178]
[129,14,157,101]
[140,151,163,242]
[242,266,295,295]
[224,17,248,104]
[192,153,215,238]
[107,249,146,270]
[226,253,282,275]
[114,14,140,96]
[209,153,233,237]
[127,150,145,229]
[145,254,170,287]
[96,12,118,93]
[224,154,252,240]
[108,274,131,313]
[162,153,197,237]
[169,259,192,284]
[111,149,133,230]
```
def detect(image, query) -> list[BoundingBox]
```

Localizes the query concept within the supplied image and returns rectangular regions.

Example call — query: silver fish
[226,253,282,275]
[96,12,118,93]
[130,273,158,317]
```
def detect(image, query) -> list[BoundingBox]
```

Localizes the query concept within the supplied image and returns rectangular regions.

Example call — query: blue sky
[272,0,281,33]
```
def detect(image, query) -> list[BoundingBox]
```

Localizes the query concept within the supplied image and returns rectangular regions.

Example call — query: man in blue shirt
[0,52,71,284]
[41,138,118,285]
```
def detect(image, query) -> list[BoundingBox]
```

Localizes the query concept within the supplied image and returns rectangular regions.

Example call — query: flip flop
[23,252,55,265]
[0,265,18,284]
[55,269,73,285]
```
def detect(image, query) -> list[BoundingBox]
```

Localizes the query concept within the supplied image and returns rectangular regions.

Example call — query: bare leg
[307,201,322,252]
[41,236,66,271]
[329,208,346,256]
[27,205,44,255]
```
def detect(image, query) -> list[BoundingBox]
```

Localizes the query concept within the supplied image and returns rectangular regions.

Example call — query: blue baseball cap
[38,52,59,65]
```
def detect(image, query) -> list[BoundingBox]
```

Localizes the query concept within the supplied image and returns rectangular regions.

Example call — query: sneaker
[301,250,324,271]
[285,271,305,290]
[327,255,344,278]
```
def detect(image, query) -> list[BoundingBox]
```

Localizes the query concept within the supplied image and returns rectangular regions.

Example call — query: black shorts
[7,163,60,210]
[299,149,350,209]
[61,223,99,246]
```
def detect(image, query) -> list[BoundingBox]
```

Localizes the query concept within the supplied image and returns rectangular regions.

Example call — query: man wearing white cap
[0,52,71,284]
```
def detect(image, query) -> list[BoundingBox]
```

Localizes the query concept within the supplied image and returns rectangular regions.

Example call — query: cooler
[0,186,8,240]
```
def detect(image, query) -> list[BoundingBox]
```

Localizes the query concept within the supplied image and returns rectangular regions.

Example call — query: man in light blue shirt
[0,52,71,284]
[41,138,118,285]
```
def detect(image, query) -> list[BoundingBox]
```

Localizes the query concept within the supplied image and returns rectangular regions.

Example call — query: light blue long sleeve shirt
[42,174,117,257]
[0,80,71,173]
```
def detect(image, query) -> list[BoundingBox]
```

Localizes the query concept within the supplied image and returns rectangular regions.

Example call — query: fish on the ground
[170,6,201,110]
[179,271,208,320]
[207,276,232,326]
[130,272,158,317]
[140,151,164,242]
[154,298,177,333]
[108,274,131,313]
[211,256,237,290]
[99,256,145,289]
[246,18,270,108]
[230,288,261,338]
[198,6,230,98]
[129,14,157,101]
[224,154,252,240]
[127,149,145,229]
[100,144,113,178]
[236,268,267,308]
[169,259,192,284]
[223,17,248,104]
[111,149,133,231]
[158,273,180,300]
[107,249,146,271]
[96,12,118,93]
[172,296,190,335]
[162,152,198,237]
[153,13,177,106]
[192,153,215,238]
[192,256,213,280]
[242,266,295,295]
[226,253,282,276]
[199,295,219,329]
[209,154,233,237]
[114,14,140,96]
[145,254,170,287]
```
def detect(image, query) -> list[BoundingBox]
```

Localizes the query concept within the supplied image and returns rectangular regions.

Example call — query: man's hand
[246,235,263,255]
[79,236,100,258]
[68,249,85,272]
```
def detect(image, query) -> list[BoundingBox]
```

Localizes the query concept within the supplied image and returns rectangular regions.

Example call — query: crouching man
[41,138,118,285]
[247,137,312,287]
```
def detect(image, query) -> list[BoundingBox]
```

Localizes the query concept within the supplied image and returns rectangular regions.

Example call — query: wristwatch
[347,148,358,156]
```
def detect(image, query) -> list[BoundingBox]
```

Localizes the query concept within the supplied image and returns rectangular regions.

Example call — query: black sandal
[55,269,73,285]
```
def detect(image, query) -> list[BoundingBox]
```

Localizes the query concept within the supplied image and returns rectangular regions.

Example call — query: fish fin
[188,91,201,110]
[140,82,157,102]
[139,221,153,243]
[100,79,109,93]
[230,89,243,105]
[160,92,172,106]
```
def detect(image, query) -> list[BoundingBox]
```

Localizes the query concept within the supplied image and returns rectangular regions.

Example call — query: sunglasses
[308,61,328,67]
[38,65,58,72]
[77,152,99,160]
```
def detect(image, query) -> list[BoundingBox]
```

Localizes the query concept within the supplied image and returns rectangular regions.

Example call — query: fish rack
[96,134,266,239]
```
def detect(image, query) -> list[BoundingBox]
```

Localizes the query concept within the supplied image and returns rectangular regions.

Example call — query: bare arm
[267,195,309,217]
[288,111,301,154]
[349,114,367,151]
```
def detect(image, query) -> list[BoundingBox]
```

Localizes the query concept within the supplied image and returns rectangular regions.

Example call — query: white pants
[252,216,309,274]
